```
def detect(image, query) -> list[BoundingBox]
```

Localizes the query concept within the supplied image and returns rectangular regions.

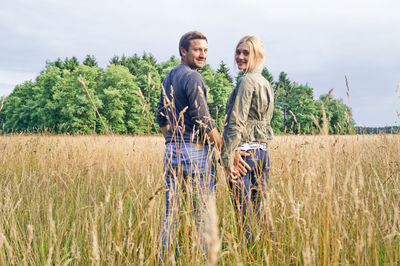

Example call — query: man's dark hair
[179,31,207,56]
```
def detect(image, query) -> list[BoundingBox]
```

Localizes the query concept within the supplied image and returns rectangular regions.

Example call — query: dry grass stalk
[45,203,56,266]
[320,106,329,135]
[324,88,334,102]
[344,76,355,133]
[0,95,4,112]
[311,114,322,132]
[289,110,301,134]
[135,87,145,101]
[345,75,350,98]
[0,231,13,263]
[77,75,109,134]
[26,225,33,255]
[309,88,334,135]
[147,72,153,136]
[147,186,164,205]
[311,108,328,135]
[318,89,333,136]
[275,85,281,98]
[91,208,100,266]
[289,110,297,124]
[206,195,221,266]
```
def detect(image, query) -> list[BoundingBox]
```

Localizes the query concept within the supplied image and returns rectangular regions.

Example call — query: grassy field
[0,135,399,265]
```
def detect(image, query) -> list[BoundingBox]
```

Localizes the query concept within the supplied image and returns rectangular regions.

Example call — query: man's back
[156,64,214,144]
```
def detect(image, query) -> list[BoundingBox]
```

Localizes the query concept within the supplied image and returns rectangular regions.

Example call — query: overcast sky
[1,0,399,127]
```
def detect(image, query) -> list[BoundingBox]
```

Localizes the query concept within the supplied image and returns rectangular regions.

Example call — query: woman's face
[235,42,250,71]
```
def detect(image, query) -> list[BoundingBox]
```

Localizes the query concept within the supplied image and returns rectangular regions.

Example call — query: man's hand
[225,167,238,184]
[207,128,223,151]
[160,125,169,138]
[233,150,251,176]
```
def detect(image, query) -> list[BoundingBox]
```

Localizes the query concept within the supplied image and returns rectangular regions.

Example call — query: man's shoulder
[180,65,203,78]
[166,64,183,77]
[176,65,205,86]
[167,64,200,78]
[186,69,204,82]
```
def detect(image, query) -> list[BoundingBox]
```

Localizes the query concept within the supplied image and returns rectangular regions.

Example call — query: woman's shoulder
[240,71,269,87]
[238,72,256,85]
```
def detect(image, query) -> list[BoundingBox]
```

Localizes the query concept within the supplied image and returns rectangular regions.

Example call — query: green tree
[1,81,36,131]
[134,57,162,134]
[285,83,319,134]
[261,67,274,85]
[1,64,68,132]
[0,52,356,136]
[275,72,292,131]
[52,65,103,133]
[318,94,355,134]
[83,55,98,67]
[64,56,80,72]
[158,56,180,80]
[199,63,215,88]
[109,55,121,66]
[108,53,162,134]
[260,67,284,133]
[208,62,234,130]
[216,61,233,84]
[34,65,64,130]
[271,108,284,133]
[100,65,142,133]
[141,52,158,66]
[54,58,65,70]
[123,54,141,76]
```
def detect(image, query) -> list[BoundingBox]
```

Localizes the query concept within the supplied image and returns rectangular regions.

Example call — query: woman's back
[223,70,274,147]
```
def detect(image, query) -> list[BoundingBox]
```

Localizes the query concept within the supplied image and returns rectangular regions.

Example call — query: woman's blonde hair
[234,35,265,72]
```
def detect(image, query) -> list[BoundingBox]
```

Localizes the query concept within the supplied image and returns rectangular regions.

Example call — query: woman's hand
[225,150,251,183]
[233,150,251,176]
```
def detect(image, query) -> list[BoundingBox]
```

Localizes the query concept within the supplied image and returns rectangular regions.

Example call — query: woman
[221,35,274,239]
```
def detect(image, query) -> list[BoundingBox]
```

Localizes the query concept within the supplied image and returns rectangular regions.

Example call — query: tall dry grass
[0,134,399,264]
[0,96,5,113]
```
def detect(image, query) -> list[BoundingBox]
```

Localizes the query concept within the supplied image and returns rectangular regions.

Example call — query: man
[156,30,223,259]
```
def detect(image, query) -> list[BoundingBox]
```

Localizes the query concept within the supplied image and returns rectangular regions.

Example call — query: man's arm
[156,82,170,137]
[185,74,216,136]
[207,127,223,151]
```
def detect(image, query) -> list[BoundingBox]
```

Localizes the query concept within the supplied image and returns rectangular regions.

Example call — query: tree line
[355,126,399,134]
[0,53,355,135]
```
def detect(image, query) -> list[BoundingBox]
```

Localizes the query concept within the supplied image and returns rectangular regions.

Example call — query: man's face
[181,39,208,70]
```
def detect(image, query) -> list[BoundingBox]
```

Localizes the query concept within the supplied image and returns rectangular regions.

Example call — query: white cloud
[0,70,37,86]
[0,0,399,126]
[354,94,399,127]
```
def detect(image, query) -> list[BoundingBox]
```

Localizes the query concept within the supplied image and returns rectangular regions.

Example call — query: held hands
[225,166,238,183]
[225,150,251,184]
[234,150,251,175]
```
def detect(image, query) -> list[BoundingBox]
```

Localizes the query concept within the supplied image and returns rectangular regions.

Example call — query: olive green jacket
[221,70,274,168]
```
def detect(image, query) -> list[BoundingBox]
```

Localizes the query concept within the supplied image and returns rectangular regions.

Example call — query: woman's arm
[222,76,254,168]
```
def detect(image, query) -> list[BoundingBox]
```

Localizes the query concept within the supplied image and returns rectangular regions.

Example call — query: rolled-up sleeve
[222,77,254,167]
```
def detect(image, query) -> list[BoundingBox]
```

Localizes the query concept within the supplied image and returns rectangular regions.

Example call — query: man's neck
[181,61,198,71]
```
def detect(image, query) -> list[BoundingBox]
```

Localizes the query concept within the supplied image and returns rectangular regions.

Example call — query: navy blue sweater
[156,64,215,144]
